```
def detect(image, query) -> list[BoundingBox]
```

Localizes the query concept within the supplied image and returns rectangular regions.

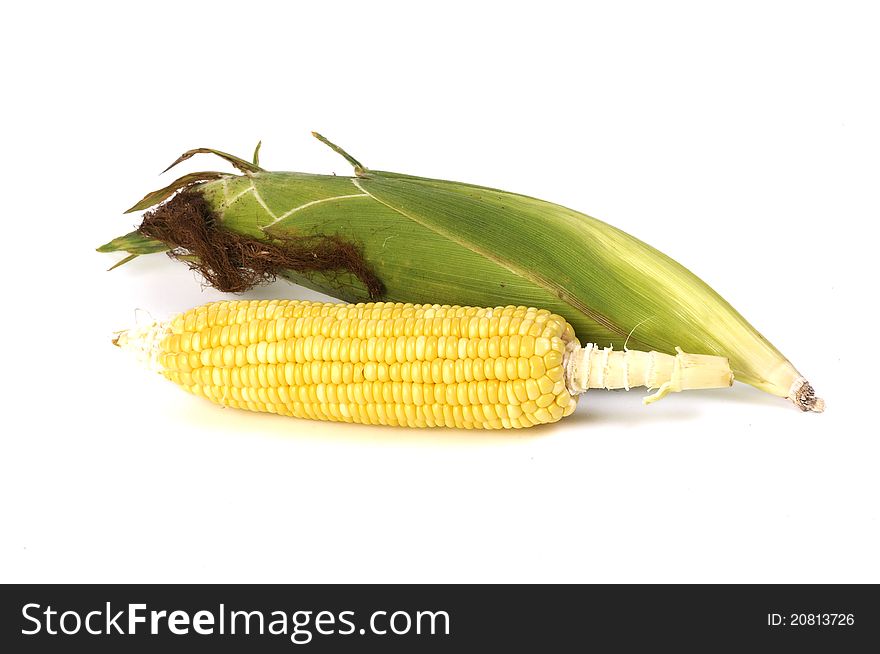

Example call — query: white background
[1,1,877,583]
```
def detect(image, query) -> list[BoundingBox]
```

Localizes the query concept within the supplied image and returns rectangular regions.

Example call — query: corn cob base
[115,300,732,430]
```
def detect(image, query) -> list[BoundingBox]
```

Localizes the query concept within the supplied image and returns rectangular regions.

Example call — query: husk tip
[790,379,824,413]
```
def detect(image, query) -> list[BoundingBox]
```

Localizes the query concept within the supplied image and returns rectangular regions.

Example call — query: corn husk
[99,135,822,411]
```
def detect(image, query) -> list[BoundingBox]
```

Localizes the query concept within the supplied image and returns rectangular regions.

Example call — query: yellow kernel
[311,335,325,360]
[390,382,402,405]
[430,359,443,383]
[525,379,541,401]
[519,335,535,357]
[399,383,414,406]
[424,336,438,360]
[466,381,478,405]
[537,393,556,408]
[470,359,485,382]
[266,365,279,388]
[544,349,563,369]
[455,338,467,359]
[442,360,455,385]
[274,318,287,341]
[364,336,378,362]
[507,335,521,357]
[269,342,282,365]
[247,320,260,343]
[511,379,528,403]
[533,338,552,358]
[550,403,566,421]
[506,357,519,380]
[411,362,423,384]
[183,312,196,332]
[176,352,191,372]
[521,400,538,416]
[328,338,341,361]
[456,383,469,406]
[452,359,465,383]
[518,320,535,336]
[405,337,417,362]
[293,338,306,363]
[533,407,552,423]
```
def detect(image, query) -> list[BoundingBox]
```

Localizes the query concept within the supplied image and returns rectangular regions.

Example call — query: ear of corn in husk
[100,135,822,412]
[115,299,733,429]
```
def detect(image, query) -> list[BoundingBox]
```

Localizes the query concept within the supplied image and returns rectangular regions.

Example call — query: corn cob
[100,135,822,411]
[115,300,733,430]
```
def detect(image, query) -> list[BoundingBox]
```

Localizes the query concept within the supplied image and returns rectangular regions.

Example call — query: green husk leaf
[107,253,141,270]
[124,171,228,213]
[252,140,262,167]
[162,148,264,175]
[97,230,169,254]
[311,132,366,175]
